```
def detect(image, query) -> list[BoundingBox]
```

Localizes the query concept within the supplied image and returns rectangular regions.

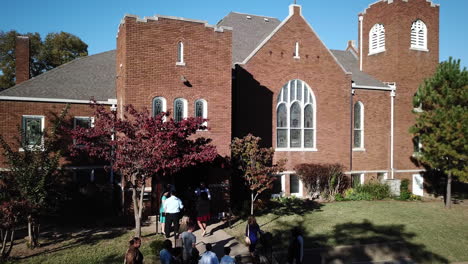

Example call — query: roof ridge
[0,50,115,95]
[229,11,280,20]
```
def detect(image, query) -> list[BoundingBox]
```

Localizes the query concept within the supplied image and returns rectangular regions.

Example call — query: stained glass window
[22,116,43,146]
[174,99,185,122]
[353,102,364,148]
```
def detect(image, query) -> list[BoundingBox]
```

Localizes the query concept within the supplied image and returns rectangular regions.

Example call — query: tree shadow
[267,219,448,264]
[14,227,128,260]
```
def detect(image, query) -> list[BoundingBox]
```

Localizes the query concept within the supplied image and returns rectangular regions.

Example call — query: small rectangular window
[352,173,363,188]
[290,174,300,194]
[73,117,94,145]
[22,115,44,148]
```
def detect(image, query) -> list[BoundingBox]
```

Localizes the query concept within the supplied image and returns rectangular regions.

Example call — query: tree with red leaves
[0,200,30,260]
[231,134,285,215]
[70,103,218,237]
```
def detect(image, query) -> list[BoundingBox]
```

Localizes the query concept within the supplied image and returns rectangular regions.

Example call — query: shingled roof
[330,49,389,88]
[0,50,116,101]
[217,12,281,64]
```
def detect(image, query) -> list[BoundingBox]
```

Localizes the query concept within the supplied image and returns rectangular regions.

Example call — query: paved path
[148,219,252,263]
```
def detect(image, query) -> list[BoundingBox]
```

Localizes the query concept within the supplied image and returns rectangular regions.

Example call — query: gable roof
[0,50,116,101]
[217,12,281,64]
[330,49,389,88]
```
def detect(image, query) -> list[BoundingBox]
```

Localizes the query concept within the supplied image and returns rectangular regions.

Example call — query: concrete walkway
[148,218,252,263]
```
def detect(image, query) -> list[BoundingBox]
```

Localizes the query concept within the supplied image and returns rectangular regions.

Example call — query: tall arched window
[177,41,185,65]
[369,24,385,54]
[276,79,316,150]
[194,99,208,127]
[353,101,364,149]
[411,20,428,51]
[173,98,187,122]
[152,97,167,117]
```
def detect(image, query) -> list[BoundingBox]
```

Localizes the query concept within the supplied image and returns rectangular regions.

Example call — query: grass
[226,200,468,263]
[6,226,165,264]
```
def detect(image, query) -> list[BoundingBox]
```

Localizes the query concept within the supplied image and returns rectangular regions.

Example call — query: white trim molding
[0,96,117,105]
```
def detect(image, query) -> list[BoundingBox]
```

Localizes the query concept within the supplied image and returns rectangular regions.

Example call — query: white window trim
[20,115,45,151]
[368,24,386,55]
[294,42,300,59]
[176,41,186,66]
[173,98,188,121]
[412,173,424,196]
[73,116,95,145]
[152,96,167,117]
[194,99,208,129]
[276,79,317,151]
[410,20,428,52]
[353,101,365,151]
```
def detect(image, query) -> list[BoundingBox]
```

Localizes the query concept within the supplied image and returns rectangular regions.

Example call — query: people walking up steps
[164,190,184,239]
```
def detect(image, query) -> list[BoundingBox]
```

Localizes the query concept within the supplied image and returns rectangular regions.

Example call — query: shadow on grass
[14,227,128,260]
[256,198,323,228]
[267,219,447,263]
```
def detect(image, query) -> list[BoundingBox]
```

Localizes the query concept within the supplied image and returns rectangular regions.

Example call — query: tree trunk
[251,192,254,215]
[132,175,141,238]
[445,172,452,209]
[138,178,146,233]
[0,228,14,260]
[27,215,39,248]
[27,215,33,248]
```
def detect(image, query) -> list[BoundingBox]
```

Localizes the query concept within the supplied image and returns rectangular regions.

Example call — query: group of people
[125,181,304,264]
[160,182,212,239]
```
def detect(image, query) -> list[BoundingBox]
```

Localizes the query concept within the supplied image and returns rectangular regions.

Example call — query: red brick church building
[0,0,439,209]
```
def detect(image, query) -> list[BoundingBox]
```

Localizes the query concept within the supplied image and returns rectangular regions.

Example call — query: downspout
[390,89,396,179]
[359,15,363,71]
[351,82,356,172]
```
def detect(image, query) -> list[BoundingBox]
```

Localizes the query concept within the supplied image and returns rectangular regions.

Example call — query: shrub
[398,179,412,200]
[295,163,349,201]
[344,182,391,201]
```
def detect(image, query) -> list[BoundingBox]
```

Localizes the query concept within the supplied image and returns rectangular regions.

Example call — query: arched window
[194,99,208,127]
[177,41,185,65]
[369,24,385,54]
[294,42,300,58]
[411,20,428,51]
[353,101,364,149]
[152,97,167,117]
[173,98,187,122]
[276,79,316,150]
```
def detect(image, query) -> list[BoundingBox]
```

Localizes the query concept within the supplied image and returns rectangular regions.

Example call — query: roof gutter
[351,83,394,91]
[0,96,117,105]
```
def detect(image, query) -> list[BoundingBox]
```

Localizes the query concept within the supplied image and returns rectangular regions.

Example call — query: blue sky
[1,0,467,68]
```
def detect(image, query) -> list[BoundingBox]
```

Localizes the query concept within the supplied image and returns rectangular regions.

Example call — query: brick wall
[116,16,232,156]
[359,0,439,173]
[0,101,98,166]
[236,5,352,171]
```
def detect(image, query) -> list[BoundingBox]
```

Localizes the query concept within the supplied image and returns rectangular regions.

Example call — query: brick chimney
[15,36,30,85]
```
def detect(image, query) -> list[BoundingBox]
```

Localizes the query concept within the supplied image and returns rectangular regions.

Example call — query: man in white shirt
[220,247,236,264]
[199,243,219,264]
[164,190,184,238]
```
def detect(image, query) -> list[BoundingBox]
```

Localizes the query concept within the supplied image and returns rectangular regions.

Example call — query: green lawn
[226,200,468,263]
[7,227,165,264]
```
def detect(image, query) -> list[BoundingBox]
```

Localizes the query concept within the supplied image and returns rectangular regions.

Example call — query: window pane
[304,104,313,128]
[283,84,288,102]
[75,118,91,128]
[354,129,361,148]
[178,42,183,62]
[272,176,282,194]
[290,174,299,194]
[354,103,361,129]
[304,87,309,103]
[24,118,42,146]
[195,101,204,118]
[277,90,282,102]
[352,174,361,188]
[290,102,301,128]
[291,80,296,100]
[297,80,302,101]
[290,129,301,148]
[153,99,163,116]
[277,104,287,128]
[277,129,287,148]
[304,129,314,148]
[174,100,184,122]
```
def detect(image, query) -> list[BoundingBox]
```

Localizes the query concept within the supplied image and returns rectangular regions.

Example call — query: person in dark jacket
[287,227,304,264]
[196,192,211,236]
[125,237,143,264]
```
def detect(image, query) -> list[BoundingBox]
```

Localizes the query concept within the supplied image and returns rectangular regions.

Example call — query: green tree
[0,30,87,90]
[410,58,468,209]
[0,105,69,247]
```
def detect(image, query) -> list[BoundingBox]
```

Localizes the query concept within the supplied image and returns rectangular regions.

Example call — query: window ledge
[368,49,385,56]
[19,146,44,152]
[410,47,429,52]
[293,56,300,59]
[275,148,318,152]
[176,62,186,66]
[413,107,423,113]
[353,148,366,152]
